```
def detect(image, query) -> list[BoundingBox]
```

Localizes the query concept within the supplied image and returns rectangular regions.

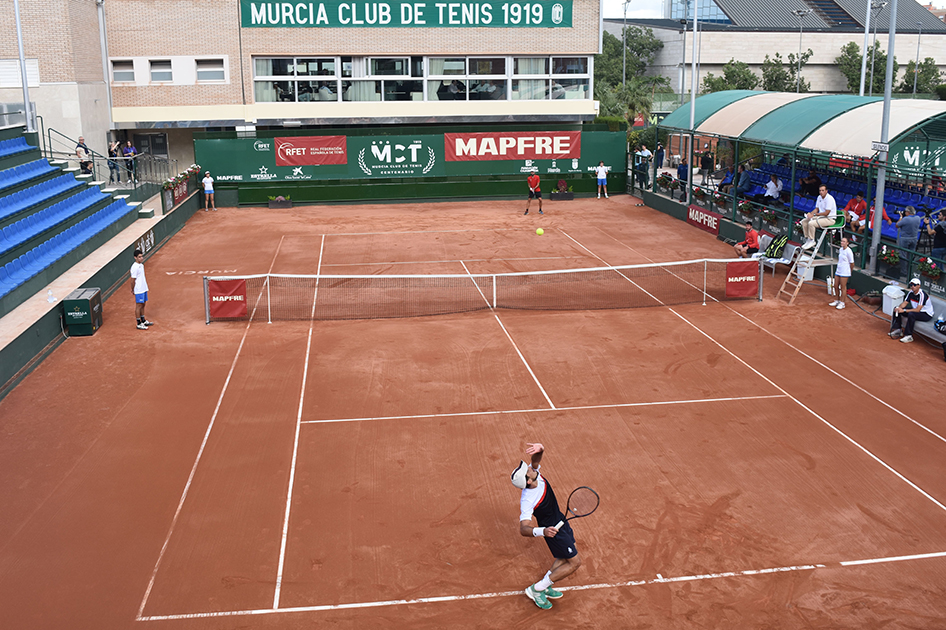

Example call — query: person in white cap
[889,278,935,343]
[510,442,581,610]
[202,171,216,212]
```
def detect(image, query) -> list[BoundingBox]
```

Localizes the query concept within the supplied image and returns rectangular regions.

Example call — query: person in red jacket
[734,219,760,258]
[525,170,543,215]
[854,201,892,235]
[842,192,867,229]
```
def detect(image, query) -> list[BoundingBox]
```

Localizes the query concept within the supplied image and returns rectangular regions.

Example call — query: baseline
[136,549,946,621]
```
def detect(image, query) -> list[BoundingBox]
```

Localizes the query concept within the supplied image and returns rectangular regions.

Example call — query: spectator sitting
[718,166,734,193]
[733,219,759,258]
[754,173,783,205]
[735,164,752,197]
[888,278,935,343]
[931,167,943,191]
[842,191,867,231]
[777,154,790,167]
[856,202,892,235]
[799,171,822,197]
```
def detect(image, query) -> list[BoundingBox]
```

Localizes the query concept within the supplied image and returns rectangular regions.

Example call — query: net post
[757,258,764,301]
[492,275,497,308]
[267,274,272,324]
[203,276,210,324]
[702,260,707,306]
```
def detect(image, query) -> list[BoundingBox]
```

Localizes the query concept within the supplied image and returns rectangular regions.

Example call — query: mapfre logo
[254,140,271,152]
[727,275,757,283]
[211,295,245,302]
[358,140,435,176]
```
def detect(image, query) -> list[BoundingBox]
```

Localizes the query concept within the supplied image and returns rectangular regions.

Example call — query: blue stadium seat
[0,137,32,159]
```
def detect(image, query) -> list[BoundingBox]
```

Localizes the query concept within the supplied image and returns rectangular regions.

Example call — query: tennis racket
[554,486,600,529]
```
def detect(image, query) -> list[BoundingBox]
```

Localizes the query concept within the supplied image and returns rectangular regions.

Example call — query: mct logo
[254,140,271,152]
[358,140,435,176]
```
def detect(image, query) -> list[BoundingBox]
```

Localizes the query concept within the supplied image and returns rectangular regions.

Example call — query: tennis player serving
[511,442,584,610]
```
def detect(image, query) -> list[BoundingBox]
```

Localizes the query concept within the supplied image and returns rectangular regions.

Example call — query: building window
[514,58,549,75]
[369,58,409,76]
[552,57,588,74]
[150,60,172,82]
[255,57,339,102]
[112,60,134,82]
[470,58,506,75]
[196,59,225,82]
[512,79,549,100]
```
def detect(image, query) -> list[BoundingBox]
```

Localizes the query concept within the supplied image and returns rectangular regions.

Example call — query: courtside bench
[912,294,946,360]
[753,234,800,277]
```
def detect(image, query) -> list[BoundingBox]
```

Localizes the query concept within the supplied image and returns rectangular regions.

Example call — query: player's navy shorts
[529,190,542,199]
[544,522,577,559]
[135,291,148,303]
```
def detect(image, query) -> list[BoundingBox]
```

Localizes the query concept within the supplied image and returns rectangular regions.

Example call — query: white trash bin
[882,283,905,316]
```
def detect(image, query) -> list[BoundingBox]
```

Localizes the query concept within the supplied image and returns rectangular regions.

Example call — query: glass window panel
[469,58,505,75]
[370,58,407,76]
[298,80,338,101]
[342,80,382,101]
[112,60,134,82]
[429,58,466,75]
[511,79,548,100]
[411,56,424,78]
[341,56,353,77]
[383,80,423,101]
[469,79,505,100]
[296,58,336,76]
[514,58,548,75]
[196,59,225,82]
[255,80,295,102]
[150,60,172,82]
[552,78,589,99]
[552,57,587,75]
[428,79,467,100]
[254,58,294,77]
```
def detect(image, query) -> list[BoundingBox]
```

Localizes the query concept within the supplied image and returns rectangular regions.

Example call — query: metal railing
[43,127,175,202]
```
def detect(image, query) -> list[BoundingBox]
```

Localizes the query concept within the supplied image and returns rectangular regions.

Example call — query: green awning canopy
[657,90,758,132]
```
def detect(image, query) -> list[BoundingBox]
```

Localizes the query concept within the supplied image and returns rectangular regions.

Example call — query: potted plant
[550,179,574,201]
[737,199,753,214]
[656,173,672,190]
[268,195,293,209]
[917,256,942,280]
[692,186,707,203]
[712,190,728,207]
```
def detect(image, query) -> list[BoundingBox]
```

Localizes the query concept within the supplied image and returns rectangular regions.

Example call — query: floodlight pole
[912,22,922,98]
[869,1,888,97]
[679,18,687,106]
[869,0,899,274]
[792,9,812,94]
[686,0,698,204]
[859,0,873,95]
[13,0,33,132]
[622,0,629,85]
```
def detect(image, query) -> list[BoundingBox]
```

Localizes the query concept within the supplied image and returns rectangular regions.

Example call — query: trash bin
[62,288,103,336]
[882,283,905,316]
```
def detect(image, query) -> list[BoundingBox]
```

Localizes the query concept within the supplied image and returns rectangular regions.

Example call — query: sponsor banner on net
[241,0,573,28]
[208,279,249,318]
[725,260,759,298]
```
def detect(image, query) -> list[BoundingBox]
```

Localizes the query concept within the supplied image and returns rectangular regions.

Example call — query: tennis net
[203,258,762,323]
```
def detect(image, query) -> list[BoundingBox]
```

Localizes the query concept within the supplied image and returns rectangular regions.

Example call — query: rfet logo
[358,140,435,176]
[686,205,721,236]
[725,260,759,298]
[275,136,347,166]
[254,140,271,152]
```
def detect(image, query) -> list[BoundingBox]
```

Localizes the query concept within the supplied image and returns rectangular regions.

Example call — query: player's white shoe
[828,300,839,307]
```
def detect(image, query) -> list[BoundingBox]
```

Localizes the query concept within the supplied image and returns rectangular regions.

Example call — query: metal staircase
[777,225,839,305]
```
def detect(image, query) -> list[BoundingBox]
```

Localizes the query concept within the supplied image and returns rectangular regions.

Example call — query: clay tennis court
[1,196,945,629]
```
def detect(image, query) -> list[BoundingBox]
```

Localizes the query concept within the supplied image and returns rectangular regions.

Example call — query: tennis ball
[536,228,544,236]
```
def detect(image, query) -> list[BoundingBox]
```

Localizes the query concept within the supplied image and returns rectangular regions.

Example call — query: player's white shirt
[202,176,214,192]
[519,473,546,522]
[836,247,854,277]
[130,261,149,294]
[594,165,609,179]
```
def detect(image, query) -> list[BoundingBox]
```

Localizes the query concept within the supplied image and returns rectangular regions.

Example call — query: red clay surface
[1,195,945,630]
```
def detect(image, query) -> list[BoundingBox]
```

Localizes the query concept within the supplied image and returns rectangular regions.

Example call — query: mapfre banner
[686,205,721,236]
[208,279,248,318]
[725,261,760,298]
[275,136,348,166]
[444,131,581,161]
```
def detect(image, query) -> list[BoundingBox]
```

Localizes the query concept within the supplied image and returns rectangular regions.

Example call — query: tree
[701,59,759,93]
[897,57,944,94]
[594,28,664,87]
[835,41,899,94]
[761,50,812,92]
[593,77,655,125]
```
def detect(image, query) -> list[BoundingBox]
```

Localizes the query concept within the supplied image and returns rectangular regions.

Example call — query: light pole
[679,18,687,106]
[622,0,630,85]
[791,9,812,94]
[912,21,923,98]
[869,1,888,97]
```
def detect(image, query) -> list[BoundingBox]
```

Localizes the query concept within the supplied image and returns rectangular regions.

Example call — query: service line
[136,549,946,621]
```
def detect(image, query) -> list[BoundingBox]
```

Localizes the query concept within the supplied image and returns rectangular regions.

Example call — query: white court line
[591,225,946,448]
[273,234,325,609]
[137,236,286,619]
[329,227,524,236]
[136,549,946,621]
[459,260,555,410]
[299,394,787,425]
[320,255,585,267]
